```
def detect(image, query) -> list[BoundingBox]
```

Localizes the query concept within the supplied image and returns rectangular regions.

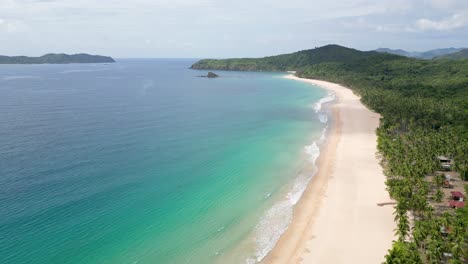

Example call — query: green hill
[434,49,468,60]
[192,45,468,103]
[0,53,115,64]
[192,45,467,99]
[191,44,404,71]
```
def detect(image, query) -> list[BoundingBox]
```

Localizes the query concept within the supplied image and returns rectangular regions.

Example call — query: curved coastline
[262,75,395,263]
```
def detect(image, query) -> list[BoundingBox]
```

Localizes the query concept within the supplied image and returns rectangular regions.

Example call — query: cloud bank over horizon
[0,0,467,57]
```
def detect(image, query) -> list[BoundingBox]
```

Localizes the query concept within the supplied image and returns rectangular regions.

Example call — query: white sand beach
[263,75,395,263]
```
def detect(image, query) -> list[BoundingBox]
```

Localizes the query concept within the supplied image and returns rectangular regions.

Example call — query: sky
[0,0,467,58]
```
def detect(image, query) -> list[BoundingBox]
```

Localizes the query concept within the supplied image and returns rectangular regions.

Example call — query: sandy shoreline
[262,75,395,263]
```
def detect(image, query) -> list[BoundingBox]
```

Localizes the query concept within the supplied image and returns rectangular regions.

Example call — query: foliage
[191,44,402,71]
[385,241,422,263]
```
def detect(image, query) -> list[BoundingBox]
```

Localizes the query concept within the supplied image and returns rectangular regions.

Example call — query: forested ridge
[0,53,115,64]
[192,45,468,262]
[434,49,468,60]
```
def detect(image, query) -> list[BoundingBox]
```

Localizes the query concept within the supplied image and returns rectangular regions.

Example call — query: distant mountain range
[0,53,115,64]
[375,48,465,60]
[433,49,468,60]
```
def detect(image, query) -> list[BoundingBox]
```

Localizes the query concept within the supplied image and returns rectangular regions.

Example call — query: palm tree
[434,189,444,203]
[385,241,422,264]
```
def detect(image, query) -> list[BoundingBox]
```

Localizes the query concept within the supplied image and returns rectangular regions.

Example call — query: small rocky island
[198,72,219,78]
[0,53,115,64]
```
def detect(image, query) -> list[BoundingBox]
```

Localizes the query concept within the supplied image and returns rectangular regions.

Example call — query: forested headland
[191,45,468,263]
[0,53,115,64]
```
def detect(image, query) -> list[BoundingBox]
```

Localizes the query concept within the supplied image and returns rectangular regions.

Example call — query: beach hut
[437,156,452,170]
[450,191,465,201]
[443,179,453,188]
[448,200,464,209]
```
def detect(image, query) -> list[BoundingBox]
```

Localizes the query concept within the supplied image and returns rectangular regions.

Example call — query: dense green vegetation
[0,53,115,64]
[192,45,468,262]
[191,45,403,71]
[434,49,468,60]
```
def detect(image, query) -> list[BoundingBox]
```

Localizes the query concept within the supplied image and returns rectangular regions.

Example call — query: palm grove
[191,45,468,263]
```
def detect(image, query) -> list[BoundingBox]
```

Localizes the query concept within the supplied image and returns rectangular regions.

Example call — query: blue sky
[0,0,467,57]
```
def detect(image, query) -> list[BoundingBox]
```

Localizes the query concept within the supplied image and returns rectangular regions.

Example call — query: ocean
[0,59,331,263]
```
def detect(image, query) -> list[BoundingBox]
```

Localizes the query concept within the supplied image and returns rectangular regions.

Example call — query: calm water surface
[0,59,328,263]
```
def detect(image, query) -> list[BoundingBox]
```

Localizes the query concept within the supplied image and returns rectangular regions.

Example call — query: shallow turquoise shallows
[0,59,327,264]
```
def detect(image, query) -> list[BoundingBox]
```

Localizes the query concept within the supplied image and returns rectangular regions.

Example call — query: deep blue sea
[0,59,329,263]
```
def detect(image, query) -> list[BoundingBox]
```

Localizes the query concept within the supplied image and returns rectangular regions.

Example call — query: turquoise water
[0,60,328,263]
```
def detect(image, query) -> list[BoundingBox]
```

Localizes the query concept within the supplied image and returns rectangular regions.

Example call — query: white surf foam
[314,92,335,113]
[3,75,40,81]
[320,127,328,142]
[247,142,321,263]
[96,76,122,80]
[60,68,108,74]
[318,113,328,124]
[250,199,294,262]
[246,92,334,263]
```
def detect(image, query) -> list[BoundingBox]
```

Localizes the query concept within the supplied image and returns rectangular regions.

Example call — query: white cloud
[0,18,26,32]
[416,12,468,31]
[0,0,467,56]
[430,0,457,9]
[375,25,398,33]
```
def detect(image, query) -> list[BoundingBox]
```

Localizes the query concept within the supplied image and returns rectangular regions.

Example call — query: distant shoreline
[262,75,395,263]
[0,53,115,64]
